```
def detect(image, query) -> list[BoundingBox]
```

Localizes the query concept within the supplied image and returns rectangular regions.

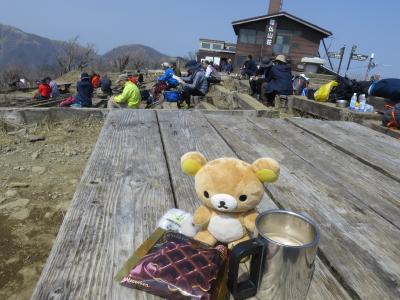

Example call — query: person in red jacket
[91,73,101,88]
[33,80,51,100]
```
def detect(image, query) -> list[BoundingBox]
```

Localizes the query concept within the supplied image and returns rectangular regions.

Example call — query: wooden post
[287,95,294,114]
[274,94,281,108]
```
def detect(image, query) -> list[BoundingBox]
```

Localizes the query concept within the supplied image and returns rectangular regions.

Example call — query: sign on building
[266,19,276,46]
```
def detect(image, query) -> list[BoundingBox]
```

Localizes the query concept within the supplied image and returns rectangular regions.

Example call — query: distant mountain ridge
[0,24,173,68]
[103,44,173,62]
[0,23,67,67]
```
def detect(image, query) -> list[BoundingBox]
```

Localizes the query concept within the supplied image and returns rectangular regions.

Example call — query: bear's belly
[208,215,244,243]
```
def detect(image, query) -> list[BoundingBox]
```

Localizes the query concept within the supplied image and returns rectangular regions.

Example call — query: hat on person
[161,62,170,68]
[274,55,287,64]
[117,74,129,82]
[185,60,200,70]
[260,57,273,68]
[80,72,90,80]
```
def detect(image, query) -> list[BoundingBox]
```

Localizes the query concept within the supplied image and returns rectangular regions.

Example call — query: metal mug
[228,210,320,300]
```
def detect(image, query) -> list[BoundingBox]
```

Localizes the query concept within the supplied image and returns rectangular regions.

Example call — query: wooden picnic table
[32,110,400,299]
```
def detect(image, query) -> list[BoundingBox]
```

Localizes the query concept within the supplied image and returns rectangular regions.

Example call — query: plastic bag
[314,81,338,102]
[157,209,198,237]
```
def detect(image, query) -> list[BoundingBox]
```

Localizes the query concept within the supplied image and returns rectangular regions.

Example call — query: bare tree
[112,54,130,72]
[130,49,146,71]
[57,36,97,74]
[185,51,198,61]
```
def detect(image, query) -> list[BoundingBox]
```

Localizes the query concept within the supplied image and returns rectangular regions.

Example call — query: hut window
[212,44,223,50]
[201,43,211,49]
[239,29,257,44]
[273,31,292,55]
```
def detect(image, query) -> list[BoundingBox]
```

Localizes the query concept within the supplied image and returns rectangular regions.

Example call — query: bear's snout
[211,194,237,212]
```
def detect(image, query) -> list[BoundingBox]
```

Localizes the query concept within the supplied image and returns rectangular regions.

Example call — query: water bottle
[350,93,357,110]
[359,94,367,112]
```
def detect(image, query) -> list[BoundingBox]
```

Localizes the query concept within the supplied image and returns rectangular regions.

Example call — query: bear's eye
[239,195,248,202]
[204,191,210,198]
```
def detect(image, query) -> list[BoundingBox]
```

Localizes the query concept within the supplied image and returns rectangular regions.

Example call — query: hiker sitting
[137,71,144,86]
[147,62,179,106]
[33,79,51,100]
[203,60,221,85]
[45,77,60,98]
[91,73,101,89]
[73,73,94,108]
[158,62,179,88]
[100,74,112,96]
[241,55,257,79]
[261,55,293,106]
[107,74,142,109]
[250,57,273,97]
[19,78,30,88]
[177,60,208,109]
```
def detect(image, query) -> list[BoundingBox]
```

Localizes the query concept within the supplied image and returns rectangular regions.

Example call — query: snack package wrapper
[116,229,228,300]
[157,209,199,237]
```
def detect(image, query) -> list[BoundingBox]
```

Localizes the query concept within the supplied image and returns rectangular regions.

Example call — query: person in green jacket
[107,74,142,109]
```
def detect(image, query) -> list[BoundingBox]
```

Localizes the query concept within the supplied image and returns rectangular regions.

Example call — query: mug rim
[255,209,320,249]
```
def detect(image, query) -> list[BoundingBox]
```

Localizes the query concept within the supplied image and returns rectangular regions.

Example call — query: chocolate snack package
[116,229,229,300]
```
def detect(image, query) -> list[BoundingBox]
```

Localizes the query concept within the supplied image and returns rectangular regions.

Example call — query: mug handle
[228,239,265,300]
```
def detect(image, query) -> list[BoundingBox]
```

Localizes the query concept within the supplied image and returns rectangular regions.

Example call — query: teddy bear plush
[181,152,280,248]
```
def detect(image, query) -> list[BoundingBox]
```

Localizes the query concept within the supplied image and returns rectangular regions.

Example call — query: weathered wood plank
[232,92,269,111]
[32,110,175,299]
[197,101,219,110]
[205,114,400,299]
[157,110,351,300]
[251,118,400,228]
[289,118,400,182]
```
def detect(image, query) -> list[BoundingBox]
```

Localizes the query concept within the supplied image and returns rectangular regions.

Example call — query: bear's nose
[210,194,237,212]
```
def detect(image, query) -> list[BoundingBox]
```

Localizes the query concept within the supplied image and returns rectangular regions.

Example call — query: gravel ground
[0,118,103,300]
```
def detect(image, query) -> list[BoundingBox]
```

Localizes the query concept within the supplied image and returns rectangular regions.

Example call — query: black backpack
[382,103,400,128]
[140,89,150,101]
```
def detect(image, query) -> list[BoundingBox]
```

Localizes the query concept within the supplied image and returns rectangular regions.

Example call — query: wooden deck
[32,110,400,299]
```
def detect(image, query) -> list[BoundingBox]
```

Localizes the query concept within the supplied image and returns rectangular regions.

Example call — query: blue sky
[1,0,399,78]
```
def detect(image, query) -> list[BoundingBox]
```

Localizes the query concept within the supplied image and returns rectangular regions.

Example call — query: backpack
[382,103,400,128]
[140,89,150,100]
[292,76,308,96]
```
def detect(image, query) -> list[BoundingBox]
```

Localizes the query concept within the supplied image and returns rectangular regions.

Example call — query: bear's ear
[252,158,280,183]
[181,152,207,176]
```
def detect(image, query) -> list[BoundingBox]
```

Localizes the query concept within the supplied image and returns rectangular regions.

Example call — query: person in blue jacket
[147,62,180,107]
[261,55,293,106]
[72,73,94,108]
[158,62,179,88]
